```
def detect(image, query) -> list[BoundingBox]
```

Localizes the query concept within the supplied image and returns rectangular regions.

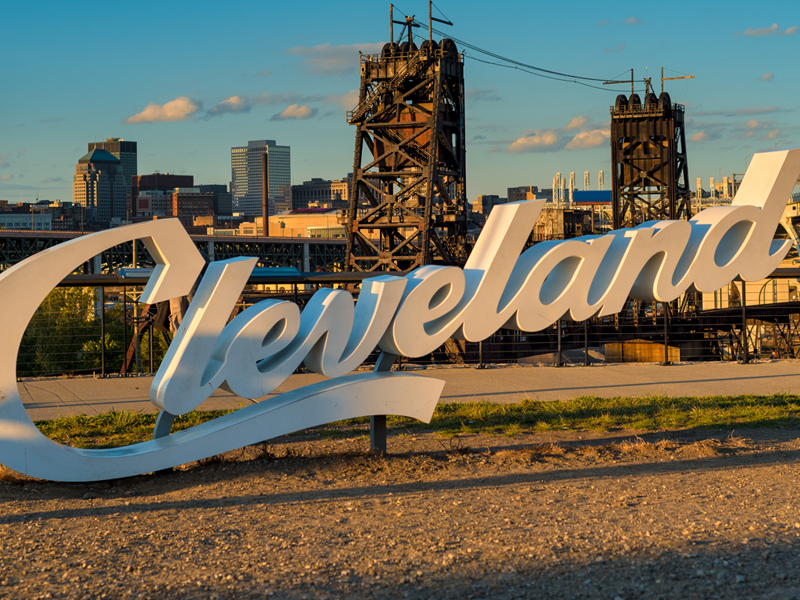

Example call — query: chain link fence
[16,283,800,378]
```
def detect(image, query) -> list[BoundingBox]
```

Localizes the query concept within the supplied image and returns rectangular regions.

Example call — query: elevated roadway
[0,228,346,273]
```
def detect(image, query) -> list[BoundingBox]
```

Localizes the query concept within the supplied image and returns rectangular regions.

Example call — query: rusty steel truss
[345,36,468,271]
[610,91,691,229]
[0,231,345,273]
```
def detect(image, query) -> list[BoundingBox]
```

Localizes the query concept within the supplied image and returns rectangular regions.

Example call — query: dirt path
[2,428,800,599]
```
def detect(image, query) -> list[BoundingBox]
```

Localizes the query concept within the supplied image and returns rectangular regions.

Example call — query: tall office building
[231,140,291,224]
[132,172,194,216]
[291,178,349,210]
[73,149,127,226]
[197,184,232,216]
[88,138,137,217]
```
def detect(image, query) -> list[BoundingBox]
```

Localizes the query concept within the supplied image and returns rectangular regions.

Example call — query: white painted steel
[0,372,442,482]
[1,149,799,482]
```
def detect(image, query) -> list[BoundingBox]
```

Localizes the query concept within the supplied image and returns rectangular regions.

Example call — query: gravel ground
[1,427,800,600]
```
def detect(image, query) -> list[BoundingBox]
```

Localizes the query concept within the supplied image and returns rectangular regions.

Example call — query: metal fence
[17,278,800,379]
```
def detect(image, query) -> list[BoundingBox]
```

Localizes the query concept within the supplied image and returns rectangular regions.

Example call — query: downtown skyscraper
[73,149,127,226]
[231,140,291,222]
[88,137,137,217]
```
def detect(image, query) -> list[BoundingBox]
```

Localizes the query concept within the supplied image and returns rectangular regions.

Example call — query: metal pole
[662,302,670,365]
[556,319,563,367]
[122,287,127,376]
[133,244,141,375]
[149,322,154,373]
[478,340,484,369]
[370,351,397,454]
[100,286,105,378]
[741,280,748,363]
[390,4,393,43]
[428,0,432,42]
[584,319,589,366]
[370,415,387,454]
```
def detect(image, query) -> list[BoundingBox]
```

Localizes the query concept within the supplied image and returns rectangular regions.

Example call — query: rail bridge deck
[0,229,346,272]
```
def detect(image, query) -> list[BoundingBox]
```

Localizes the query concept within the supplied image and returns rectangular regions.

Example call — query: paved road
[17,360,800,421]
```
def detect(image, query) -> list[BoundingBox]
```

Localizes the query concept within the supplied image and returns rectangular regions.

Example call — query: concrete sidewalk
[18,359,800,421]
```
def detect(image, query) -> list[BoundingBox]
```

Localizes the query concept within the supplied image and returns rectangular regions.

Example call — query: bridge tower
[344,9,467,272]
[609,90,691,229]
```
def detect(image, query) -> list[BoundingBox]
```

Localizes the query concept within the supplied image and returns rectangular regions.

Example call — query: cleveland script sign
[1,149,799,481]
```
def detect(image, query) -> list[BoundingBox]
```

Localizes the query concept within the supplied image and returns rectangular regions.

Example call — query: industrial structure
[0,229,345,273]
[609,85,691,229]
[344,6,467,272]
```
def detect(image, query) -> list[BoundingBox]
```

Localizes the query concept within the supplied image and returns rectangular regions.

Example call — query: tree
[18,287,98,377]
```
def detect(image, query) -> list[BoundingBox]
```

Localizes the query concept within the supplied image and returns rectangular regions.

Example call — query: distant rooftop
[288,207,339,214]
[78,149,120,164]
[573,190,612,204]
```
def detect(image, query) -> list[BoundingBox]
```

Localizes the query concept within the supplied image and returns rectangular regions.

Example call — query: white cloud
[596,20,611,26]
[0,153,10,168]
[737,23,797,37]
[505,116,610,153]
[565,129,610,150]
[624,17,642,25]
[205,91,325,118]
[466,88,502,102]
[328,89,359,111]
[42,176,64,183]
[691,131,707,142]
[255,69,272,77]
[603,43,625,53]
[206,95,251,117]
[765,129,780,139]
[124,97,200,124]
[17,148,26,157]
[759,72,775,82]
[1,174,13,181]
[746,119,761,129]
[565,116,588,130]
[507,131,559,153]
[270,104,318,121]
[286,42,385,75]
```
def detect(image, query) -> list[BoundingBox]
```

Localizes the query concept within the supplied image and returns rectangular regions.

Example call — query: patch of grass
[391,394,800,436]
[33,394,800,449]
[36,409,231,449]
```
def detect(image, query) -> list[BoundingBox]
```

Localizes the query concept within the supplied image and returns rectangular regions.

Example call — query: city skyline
[2,0,798,205]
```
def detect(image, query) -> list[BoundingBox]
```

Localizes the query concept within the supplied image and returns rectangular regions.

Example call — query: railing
[610,103,685,118]
[17,270,800,378]
[347,53,426,124]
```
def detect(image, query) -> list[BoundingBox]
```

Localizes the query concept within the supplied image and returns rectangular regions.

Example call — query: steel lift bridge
[344,5,468,272]
[606,70,694,229]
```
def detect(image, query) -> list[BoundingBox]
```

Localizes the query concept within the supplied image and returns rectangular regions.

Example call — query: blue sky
[1,0,798,204]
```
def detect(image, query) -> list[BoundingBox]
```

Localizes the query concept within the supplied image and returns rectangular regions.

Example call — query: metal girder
[102,240,154,273]
[0,237,65,271]
[345,41,468,272]
[208,241,303,269]
[0,231,346,273]
[610,92,691,229]
[305,243,346,272]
